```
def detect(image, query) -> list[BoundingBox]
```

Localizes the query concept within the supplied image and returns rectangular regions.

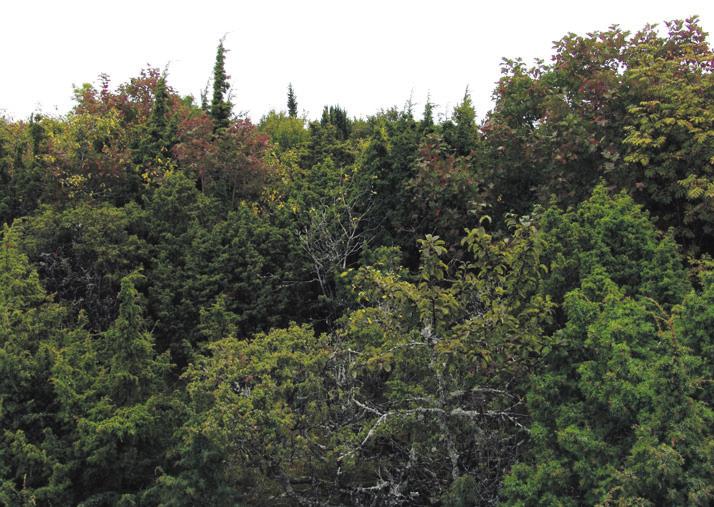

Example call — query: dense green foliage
[1,18,713,505]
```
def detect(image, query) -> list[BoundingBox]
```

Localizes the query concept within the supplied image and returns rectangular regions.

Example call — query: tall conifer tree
[210,39,232,131]
[287,83,298,118]
[448,87,478,156]
[422,93,434,132]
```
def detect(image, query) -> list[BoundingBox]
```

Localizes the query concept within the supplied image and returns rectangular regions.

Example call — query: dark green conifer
[200,81,209,112]
[101,273,161,406]
[287,83,298,118]
[422,94,434,132]
[448,87,478,156]
[210,39,232,131]
[320,105,350,140]
[137,73,177,167]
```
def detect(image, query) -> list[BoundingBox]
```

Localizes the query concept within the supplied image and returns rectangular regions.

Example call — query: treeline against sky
[1,17,713,506]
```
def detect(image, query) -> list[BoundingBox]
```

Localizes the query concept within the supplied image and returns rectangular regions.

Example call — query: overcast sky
[2,1,712,122]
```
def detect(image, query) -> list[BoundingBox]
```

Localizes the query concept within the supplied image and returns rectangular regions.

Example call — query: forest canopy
[1,16,713,506]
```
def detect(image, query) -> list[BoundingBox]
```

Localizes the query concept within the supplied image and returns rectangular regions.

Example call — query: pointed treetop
[448,86,478,155]
[422,93,434,131]
[101,271,164,405]
[454,86,475,126]
[287,83,298,118]
[200,79,210,112]
[151,73,169,130]
[210,38,233,131]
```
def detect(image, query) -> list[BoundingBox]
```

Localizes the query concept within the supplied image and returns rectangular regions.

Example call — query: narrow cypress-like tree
[150,75,169,136]
[101,273,162,406]
[422,93,434,132]
[446,87,478,156]
[210,39,232,131]
[287,83,298,118]
[200,81,210,112]
[137,73,177,168]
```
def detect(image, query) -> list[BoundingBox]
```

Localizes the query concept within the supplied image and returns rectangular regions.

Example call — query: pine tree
[210,39,232,131]
[150,75,169,136]
[320,105,350,140]
[0,225,67,503]
[137,73,177,169]
[200,80,210,112]
[422,94,434,132]
[101,273,164,406]
[287,83,298,118]
[55,272,173,504]
[446,87,478,156]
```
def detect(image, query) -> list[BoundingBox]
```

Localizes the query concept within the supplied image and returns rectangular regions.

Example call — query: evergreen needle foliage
[0,16,712,506]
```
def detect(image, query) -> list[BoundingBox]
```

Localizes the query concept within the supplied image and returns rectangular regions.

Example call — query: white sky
[1,0,712,122]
